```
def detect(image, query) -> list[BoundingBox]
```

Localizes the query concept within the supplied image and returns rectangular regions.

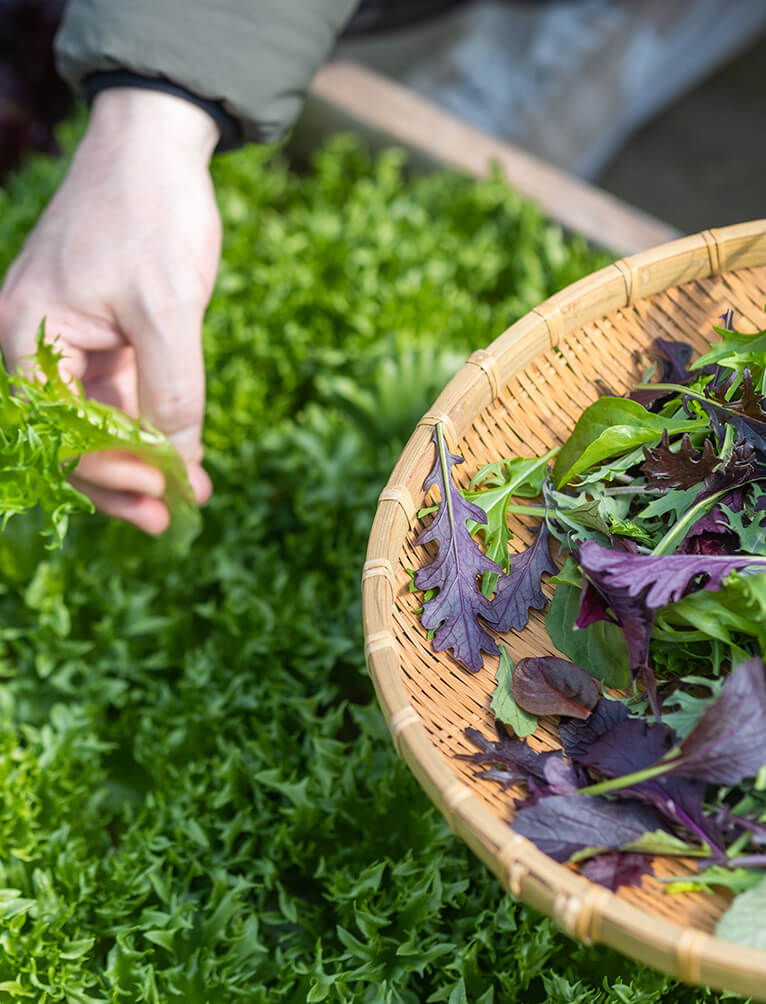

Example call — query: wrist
[87,86,221,164]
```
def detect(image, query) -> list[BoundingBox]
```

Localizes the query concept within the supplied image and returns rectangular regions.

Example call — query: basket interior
[394,265,766,935]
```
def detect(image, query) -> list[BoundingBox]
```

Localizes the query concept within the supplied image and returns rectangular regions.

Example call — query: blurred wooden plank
[293,61,680,256]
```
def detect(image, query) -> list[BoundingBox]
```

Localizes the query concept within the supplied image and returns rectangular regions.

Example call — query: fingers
[68,476,171,536]
[132,305,207,467]
[73,451,166,498]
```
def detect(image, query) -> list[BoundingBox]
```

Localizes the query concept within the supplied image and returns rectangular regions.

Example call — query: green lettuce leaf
[0,331,200,551]
[552,398,706,488]
[489,646,538,738]
[716,875,766,950]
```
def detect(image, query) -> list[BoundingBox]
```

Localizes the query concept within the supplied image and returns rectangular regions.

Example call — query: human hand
[0,87,222,534]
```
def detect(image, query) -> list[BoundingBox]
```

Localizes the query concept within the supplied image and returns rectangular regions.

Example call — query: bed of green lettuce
[0,117,747,1002]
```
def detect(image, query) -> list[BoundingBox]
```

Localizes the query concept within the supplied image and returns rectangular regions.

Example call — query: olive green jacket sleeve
[54,0,359,143]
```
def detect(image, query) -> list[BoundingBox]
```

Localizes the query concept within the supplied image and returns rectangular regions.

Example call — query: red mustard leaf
[415,426,501,672]
[580,852,654,891]
[701,398,766,466]
[461,727,552,785]
[483,521,557,633]
[510,656,598,719]
[640,430,719,489]
[654,338,696,383]
[566,713,726,854]
[575,574,654,682]
[575,541,765,713]
[511,794,667,863]
[559,699,629,759]
[577,539,765,612]
[695,438,756,500]
[674,657,766,784]
[577,717,675,774]
[630,338,696,409]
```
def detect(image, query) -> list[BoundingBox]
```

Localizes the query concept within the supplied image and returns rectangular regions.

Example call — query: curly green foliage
[0,121,731,1002]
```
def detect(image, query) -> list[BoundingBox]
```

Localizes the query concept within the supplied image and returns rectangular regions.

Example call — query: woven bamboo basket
[362,220,766,998]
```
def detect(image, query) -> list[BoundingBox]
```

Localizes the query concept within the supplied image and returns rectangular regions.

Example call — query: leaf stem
[437,422,457,541]
[578,753,680,796]
[650,489,728,556]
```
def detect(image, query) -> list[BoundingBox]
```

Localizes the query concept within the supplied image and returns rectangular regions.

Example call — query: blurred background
[1,0,765,236]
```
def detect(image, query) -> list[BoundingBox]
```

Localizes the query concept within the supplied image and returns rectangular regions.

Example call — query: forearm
[55,0,360,143]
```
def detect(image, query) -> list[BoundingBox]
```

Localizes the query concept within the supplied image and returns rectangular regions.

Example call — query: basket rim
[362,219,766,998]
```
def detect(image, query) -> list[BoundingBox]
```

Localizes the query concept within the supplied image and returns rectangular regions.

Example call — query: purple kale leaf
[511,794,667,863]
[415,427,501,671]
[483,521,557,633]
[580,852,654,891]
[577,717,675,775]
[510,656,599,719]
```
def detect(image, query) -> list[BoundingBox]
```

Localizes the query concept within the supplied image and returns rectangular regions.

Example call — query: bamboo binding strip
[362,220,766,999]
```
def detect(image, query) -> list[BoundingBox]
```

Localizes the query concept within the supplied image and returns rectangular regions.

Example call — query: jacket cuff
[83,70,243,153]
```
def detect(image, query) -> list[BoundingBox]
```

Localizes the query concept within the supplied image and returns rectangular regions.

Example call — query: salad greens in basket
[413,310,766,948]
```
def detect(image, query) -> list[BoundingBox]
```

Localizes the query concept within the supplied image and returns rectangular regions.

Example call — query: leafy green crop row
[0,118,743,1001]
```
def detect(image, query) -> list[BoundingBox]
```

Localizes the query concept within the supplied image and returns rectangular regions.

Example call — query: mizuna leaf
[464,450,553,587]
[489,646,538,738]
[510,656,598,719]
[552,398,705,488]
[483,521,557,633]
[415,425,501,672]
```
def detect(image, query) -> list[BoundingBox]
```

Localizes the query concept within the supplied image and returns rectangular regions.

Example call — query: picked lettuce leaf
[0,333,200,552]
